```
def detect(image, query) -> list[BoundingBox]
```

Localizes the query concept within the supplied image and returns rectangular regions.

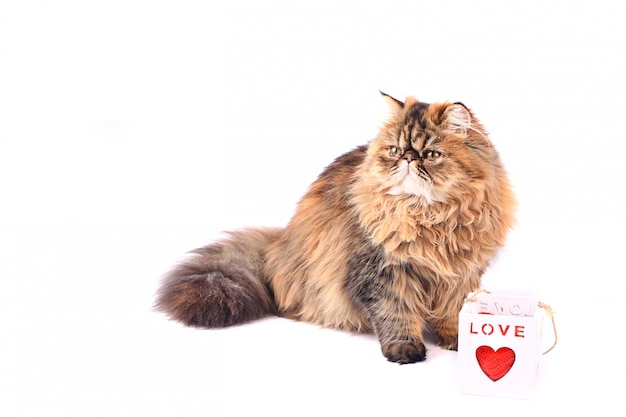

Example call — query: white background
[1,1,624,416]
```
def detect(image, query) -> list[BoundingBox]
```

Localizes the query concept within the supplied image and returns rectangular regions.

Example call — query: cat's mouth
[397,160,430,181]
[387,161,445,203]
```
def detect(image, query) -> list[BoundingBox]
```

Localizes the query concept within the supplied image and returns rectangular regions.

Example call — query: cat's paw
[381,341,427,364]
[437,335,458,351]
[437,340,458,351]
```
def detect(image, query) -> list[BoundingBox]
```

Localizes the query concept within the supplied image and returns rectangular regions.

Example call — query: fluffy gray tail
[155,227,282,328]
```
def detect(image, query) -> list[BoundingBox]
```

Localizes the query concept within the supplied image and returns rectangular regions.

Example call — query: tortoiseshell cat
[156,93,516,364]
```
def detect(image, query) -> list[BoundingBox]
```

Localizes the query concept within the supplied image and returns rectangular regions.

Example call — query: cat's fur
[156,93,516,364]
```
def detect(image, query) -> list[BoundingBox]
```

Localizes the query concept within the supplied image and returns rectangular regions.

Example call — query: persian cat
[156,93,516,364]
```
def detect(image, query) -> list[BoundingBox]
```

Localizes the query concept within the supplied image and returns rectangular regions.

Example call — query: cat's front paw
[381,341,427,364]
[437,340,458,351]
[437,336,459,350]
[437,335,458,351]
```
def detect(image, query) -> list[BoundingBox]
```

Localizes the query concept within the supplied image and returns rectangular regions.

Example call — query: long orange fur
[156,93,516,363]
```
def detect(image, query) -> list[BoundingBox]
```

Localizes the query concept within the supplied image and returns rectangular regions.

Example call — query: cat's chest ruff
[354,195,485,275]
[372,205,451,250]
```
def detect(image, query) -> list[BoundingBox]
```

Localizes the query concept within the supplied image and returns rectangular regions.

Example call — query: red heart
[475,346,516,381]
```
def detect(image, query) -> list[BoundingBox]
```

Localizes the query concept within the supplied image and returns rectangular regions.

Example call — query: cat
[155,92,516,364]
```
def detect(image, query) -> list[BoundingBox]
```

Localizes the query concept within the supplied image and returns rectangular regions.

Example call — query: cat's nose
[404,151,419,163]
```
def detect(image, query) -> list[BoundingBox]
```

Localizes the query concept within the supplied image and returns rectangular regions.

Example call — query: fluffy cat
[156,93,516,364]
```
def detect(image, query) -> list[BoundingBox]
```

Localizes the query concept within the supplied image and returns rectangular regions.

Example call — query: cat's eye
[388,146,402,158]
[424,150,441,161]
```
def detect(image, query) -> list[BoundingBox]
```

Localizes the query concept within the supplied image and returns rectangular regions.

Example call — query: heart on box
[475,346,516,381]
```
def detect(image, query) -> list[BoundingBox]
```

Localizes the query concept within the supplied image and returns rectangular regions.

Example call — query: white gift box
[457,293,545,399]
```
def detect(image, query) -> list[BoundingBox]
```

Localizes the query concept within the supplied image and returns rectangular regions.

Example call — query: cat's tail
[155,227,282,328]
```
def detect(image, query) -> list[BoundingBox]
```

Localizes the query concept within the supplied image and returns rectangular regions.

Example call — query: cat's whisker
[415,165,433,184]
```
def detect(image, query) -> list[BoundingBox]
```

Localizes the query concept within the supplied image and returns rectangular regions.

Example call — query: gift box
[457,292,555,399]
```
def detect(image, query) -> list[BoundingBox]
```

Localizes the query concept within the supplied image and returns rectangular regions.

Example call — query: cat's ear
[442,102,472,135]
[379,91,404,117]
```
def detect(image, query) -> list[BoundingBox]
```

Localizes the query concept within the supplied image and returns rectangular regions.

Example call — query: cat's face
[366,95,497,204]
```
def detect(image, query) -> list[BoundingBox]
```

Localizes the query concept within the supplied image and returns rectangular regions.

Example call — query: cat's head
[364,93,501,204]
